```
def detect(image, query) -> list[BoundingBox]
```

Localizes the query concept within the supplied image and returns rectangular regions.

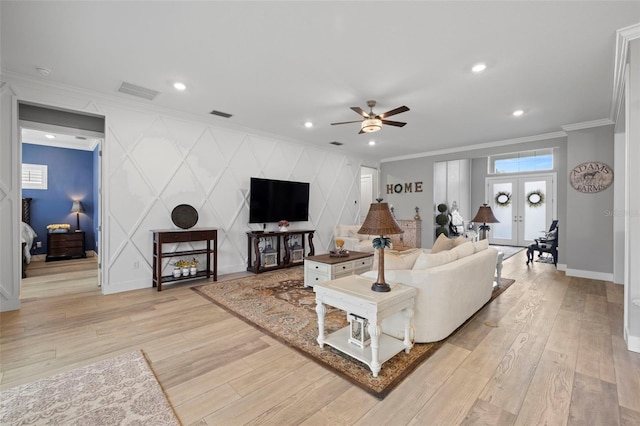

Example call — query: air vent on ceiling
[75,136,87,140]
[117,82,160,101]
[209,110,233,118]
[329,141,343,146]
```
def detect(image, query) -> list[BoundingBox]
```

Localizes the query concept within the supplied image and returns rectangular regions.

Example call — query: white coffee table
[314,275,416,377]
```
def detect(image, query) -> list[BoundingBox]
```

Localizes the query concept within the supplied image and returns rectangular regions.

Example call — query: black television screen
[249,177,310,224]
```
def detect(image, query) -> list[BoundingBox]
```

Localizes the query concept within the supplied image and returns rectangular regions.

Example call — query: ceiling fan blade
[350,107,370,118]
[331,120,364,126]
[380,119,407,127]
[358,128,366,134]
[378,105,410,119]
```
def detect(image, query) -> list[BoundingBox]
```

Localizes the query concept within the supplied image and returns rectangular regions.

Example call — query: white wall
[0,76,376,310]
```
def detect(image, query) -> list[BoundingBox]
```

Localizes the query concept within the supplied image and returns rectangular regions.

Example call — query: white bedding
[21,222,37,264]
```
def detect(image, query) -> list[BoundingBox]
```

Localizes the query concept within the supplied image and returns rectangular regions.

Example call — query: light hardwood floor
[2,251,639,425]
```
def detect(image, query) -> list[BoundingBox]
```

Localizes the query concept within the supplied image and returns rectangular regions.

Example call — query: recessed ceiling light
[471,63,487,73]
[173,82,186,91]
[304,121,313,128]
[368,140,376,146]
[45,134,56,139]
[513,109,524,117]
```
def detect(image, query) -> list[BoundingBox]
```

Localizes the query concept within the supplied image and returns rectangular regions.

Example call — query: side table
[314,275,416,377]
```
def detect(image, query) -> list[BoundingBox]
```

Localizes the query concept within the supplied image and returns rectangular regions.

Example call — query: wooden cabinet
[303,252,373,287]
[247,230,315,273]
[152,228,217,291]
[389,219,422,249]
[46,231,86,261]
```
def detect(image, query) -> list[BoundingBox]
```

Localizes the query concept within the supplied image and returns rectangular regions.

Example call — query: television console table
[152,228,218,291]
[246,229,315,273]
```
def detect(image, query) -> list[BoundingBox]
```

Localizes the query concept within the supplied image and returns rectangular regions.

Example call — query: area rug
[490,244,525,260]
[192,268,515,399]
[0,350,181,426]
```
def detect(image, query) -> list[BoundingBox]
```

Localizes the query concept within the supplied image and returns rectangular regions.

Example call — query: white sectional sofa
[361,238,498,343]
[333,224,376,253]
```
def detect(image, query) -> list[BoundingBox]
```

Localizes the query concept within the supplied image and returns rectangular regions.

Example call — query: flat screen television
[249,177,310,224]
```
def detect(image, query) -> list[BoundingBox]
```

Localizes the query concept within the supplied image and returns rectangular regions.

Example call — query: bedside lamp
[71,200,84,232]
[358,199,404,292]
[471,203,499,240]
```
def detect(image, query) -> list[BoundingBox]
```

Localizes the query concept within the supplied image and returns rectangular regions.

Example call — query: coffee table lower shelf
[322,326,410,371]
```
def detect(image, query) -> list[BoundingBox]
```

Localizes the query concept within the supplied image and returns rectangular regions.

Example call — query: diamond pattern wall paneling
[1,78,375,299]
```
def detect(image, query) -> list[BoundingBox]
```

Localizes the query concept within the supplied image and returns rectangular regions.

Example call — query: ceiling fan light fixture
[361,118,382,133]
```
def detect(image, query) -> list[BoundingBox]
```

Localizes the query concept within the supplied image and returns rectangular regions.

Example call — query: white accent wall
[0,76,375,310]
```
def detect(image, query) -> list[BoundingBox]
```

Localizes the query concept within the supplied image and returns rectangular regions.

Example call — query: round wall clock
[569,161,613,193]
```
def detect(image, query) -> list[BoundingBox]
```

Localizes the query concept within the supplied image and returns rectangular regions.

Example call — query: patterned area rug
[0,350,181,426]
[193,268,515,399]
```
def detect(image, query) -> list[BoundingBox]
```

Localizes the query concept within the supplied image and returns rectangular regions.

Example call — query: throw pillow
[372,248,422,270]
[412,250,458,270]
[451,241,475,259]
[431,233,455,253]
[453,236,471,246]
[473,238,489,252]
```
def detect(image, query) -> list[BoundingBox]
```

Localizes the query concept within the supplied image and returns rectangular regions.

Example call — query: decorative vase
[182,267,190,277]
[172,269,181,278]
[190,267,197,276]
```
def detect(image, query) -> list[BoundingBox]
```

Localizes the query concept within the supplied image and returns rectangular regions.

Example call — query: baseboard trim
[565,268,613,281]
[624,327,640,353]
[558,263,567,271]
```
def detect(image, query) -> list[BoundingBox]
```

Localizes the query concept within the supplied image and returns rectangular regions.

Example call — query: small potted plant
[189,257,199,276]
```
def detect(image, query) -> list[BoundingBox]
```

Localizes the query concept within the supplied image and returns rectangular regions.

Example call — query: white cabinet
[304,252,373,287]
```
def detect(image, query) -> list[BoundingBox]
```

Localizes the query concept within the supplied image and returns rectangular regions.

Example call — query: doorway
[486,173,556,246]
[360,166,378,223]
[19,103,105,296]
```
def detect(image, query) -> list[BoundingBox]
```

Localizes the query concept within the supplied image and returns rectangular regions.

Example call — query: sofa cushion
[473,238,489,252]
[431,233,455,253]
[412,250,458,270]
[372,248,422,270]
[453,236,471,246]
[451,241,475,259]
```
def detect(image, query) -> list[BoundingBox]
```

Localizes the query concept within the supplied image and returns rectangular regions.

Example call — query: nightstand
[46,231,86,261]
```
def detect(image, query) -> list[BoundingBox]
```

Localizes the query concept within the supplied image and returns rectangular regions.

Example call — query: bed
[21,197,37,278]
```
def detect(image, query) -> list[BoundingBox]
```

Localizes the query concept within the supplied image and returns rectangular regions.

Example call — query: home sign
[386,181,423,194]
[569,161,613,193]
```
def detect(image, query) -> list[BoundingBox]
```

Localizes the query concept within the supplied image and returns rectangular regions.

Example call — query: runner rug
[193,268,515,399]
[0,350,181,426]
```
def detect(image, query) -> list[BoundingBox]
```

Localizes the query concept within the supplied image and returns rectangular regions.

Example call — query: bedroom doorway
[19,103,105,296]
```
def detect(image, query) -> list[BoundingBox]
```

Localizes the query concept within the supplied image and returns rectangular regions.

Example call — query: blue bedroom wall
[22,144,96,255]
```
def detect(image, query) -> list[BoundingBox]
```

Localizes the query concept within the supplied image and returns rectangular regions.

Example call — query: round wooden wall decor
[569,161,613,193]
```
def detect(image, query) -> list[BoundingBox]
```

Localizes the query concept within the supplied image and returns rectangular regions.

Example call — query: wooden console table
[152,228,217,291]
[247,229,315,273]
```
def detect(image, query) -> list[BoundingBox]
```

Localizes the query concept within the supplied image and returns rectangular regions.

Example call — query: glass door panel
[487,174,555,246]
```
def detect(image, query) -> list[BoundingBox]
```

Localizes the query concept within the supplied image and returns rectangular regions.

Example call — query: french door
[486,174,555,246]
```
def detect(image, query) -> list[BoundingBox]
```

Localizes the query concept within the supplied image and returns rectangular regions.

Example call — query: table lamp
[358,199,404,292]
[71,200,83,232]
[471,203,499,240]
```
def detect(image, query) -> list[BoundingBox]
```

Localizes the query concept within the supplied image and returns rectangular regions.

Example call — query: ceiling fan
[331,100,410,134]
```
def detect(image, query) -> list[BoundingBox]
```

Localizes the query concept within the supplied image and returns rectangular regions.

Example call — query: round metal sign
[569,161,613,193]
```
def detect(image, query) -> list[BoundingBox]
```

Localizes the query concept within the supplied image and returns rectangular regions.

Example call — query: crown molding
[561,118,615,132]
[611,23,640,124]
[380,131,566,163]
